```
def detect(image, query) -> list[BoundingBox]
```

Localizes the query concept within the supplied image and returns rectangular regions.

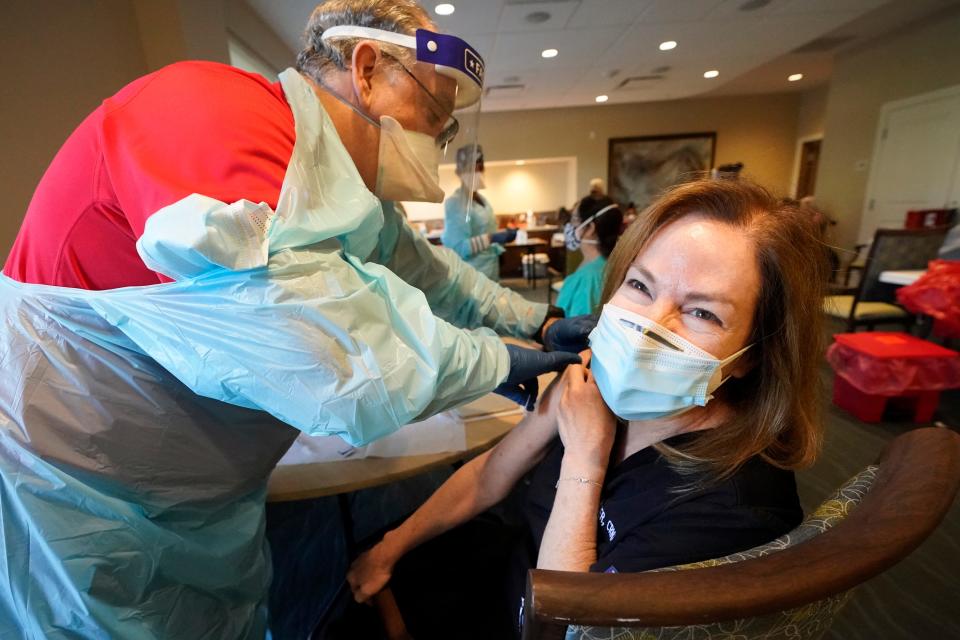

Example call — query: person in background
[711,162,744,180]
[346,179,827,639]
[796,195,841,282]
[556,196,623,316]
[442,144,516,281]
[588,177,606,200]
[622,201,638,229]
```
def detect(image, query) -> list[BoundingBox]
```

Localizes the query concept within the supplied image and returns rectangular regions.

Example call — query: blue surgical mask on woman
[588,304,751,421]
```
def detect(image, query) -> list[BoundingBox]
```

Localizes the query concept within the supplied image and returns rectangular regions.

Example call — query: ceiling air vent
[616,75,665,90]
[485,84,525,98]
[792,35,856,53]
[739,0,773,11]
[525,10,551,24]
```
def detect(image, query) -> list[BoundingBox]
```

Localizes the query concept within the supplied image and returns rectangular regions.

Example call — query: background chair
[823,227,948,332]
[521,427,960,640]
[827,242,866,295]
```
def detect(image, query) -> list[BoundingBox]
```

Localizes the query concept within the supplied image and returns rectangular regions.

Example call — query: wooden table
[879,270,925,286]
[268,397,525,503]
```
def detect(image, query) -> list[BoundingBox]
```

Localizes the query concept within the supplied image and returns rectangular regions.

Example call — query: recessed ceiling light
[516,160,526,166]
[703,69,720,79]
[434,3,455,16]
[788,73,804,82]
[541,48,558,59]
[595,95,609,103]
[659,40,677,51]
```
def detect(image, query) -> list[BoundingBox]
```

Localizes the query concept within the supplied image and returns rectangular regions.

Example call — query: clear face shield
[320,26,484,204]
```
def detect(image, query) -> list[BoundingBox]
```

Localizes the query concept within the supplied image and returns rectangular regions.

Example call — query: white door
[949,136,960,210]
[859,86,960,243]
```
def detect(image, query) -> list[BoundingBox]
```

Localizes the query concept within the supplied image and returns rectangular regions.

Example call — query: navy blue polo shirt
[521,434,803,575]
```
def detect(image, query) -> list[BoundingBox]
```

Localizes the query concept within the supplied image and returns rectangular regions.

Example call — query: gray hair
[296,0,434,83]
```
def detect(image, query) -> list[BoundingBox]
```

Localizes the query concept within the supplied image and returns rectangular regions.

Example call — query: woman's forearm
[377,450,505,561]
[536,452,607,571]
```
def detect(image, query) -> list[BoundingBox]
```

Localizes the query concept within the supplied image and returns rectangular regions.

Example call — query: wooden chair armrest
[522,428,960,639]
[374,588,413,640]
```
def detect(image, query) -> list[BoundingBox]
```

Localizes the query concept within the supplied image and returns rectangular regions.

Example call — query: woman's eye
[626,279,650,296]
[691,308,721,325]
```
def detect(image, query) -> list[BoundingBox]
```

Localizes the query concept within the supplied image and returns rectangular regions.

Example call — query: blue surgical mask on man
[588,304,751,421]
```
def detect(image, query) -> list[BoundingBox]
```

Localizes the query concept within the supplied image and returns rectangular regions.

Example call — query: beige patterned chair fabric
[565,465,880,640]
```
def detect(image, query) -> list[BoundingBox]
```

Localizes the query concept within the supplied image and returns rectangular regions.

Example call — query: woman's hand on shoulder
[557,350,617,464]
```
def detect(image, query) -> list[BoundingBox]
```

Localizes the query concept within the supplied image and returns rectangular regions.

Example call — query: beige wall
[797,85,829,141]
[0,0,150,257]
[478,92,802,205]
[815,6,960,249]
[0,0,286,260]
[225,0,297,73]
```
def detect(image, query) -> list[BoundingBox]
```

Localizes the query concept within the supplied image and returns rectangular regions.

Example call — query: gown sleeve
[373,201,547,339]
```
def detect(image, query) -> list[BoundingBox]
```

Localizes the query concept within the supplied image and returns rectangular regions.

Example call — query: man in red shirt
[0,1,584,638]
[5,61,296,290]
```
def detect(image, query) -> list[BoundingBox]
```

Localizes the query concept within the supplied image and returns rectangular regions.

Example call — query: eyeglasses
[383,53,460,148]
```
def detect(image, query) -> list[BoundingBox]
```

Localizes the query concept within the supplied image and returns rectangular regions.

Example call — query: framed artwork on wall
[608,132,716,210]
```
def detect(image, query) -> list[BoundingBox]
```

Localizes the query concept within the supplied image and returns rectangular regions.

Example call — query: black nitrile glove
[543,314,598,353]
[490,228,517,245]
[493,345,582,411]
[533,305,565,345]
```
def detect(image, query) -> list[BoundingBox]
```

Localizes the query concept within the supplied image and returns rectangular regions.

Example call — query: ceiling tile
[243,0,943,113]
[566,0,655,28]
[486,26,625,72]
[639,0,727,24]
[429,0,505,35]
[497,1,581,33]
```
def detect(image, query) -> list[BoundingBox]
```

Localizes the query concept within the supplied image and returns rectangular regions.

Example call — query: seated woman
[346,179,827,639]
[556,196,623,316]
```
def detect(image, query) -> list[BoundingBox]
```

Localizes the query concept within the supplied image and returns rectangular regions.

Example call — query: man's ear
[350,41,380,110]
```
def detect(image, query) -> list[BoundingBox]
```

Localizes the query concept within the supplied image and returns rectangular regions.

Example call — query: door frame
[790,133,823,200]
[859,83,960,242]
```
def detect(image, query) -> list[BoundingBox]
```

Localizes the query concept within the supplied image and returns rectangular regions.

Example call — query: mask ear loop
[316,78,381,129]
[709,343,754,392]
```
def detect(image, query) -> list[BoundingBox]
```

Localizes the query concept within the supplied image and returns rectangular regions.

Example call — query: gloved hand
[543,314,598,353]
[490,228,517,245]
[533,305,565,345]
[494,345,581,411]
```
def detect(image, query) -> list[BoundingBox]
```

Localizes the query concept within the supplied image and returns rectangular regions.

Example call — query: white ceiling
[245,0,957,111]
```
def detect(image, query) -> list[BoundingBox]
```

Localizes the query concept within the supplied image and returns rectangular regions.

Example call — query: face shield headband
[565,203,619,250]
[320,25,485,109]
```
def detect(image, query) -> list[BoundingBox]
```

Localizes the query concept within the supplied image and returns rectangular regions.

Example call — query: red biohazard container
[904,208,955,229]
[826,332,960,423]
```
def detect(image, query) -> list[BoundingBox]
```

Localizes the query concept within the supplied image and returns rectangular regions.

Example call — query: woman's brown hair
[601,178,827,480]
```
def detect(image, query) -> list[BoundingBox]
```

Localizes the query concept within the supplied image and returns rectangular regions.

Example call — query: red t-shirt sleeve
[100,61,296,240]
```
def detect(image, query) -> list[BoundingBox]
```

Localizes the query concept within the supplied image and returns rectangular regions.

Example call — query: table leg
[528,246,537,289]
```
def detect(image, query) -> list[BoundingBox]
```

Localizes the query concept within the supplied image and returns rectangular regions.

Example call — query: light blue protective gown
[442,187,504,281]
[556,255,607,317]
[0,68,546,640]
